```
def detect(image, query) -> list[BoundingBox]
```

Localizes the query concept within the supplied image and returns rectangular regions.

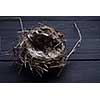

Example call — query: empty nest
[14,24,66,77]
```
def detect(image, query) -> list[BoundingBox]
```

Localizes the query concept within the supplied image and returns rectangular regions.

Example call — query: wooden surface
[0,16,100,83]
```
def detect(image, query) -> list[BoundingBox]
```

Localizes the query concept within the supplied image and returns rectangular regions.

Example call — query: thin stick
[4,17,24,32]
[18,66,23,75]
[66,22,82,61]
[12,17,24,32]
[44,64,48,68]
[35,68,42,77]
[18,17,24,32]
[57,67,64,77]
[24,55,27,68]
[28,62,33,71]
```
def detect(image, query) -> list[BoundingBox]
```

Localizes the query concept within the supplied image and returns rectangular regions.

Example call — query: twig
[57,67,64,77]
[66,22,82,61]
[8,17,24,32]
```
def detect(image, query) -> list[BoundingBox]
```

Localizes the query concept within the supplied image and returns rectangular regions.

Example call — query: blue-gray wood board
[0,16,100,83]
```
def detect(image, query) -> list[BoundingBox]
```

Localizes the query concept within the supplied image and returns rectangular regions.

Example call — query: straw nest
[14,24,66,77]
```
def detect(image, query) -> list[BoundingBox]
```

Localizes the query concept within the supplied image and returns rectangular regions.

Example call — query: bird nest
[12,17,82,78]
[14,24,66,77]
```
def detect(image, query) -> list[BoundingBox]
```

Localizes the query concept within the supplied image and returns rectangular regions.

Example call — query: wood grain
[0,16,100,83]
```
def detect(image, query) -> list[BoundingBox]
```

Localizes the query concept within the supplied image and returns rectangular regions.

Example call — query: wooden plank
[60,61,100,83]
[0,16,100,21]
[0,21,100,39]
[0,20,100,61]
[0,39,100,60]
[0,62,18,83]
[0,61,100,83]
[0,16,100,83]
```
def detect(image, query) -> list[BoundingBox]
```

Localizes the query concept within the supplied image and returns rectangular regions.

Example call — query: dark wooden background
[0,16,100,83]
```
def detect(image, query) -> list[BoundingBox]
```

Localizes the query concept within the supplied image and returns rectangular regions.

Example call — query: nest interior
[14,25,66,77]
